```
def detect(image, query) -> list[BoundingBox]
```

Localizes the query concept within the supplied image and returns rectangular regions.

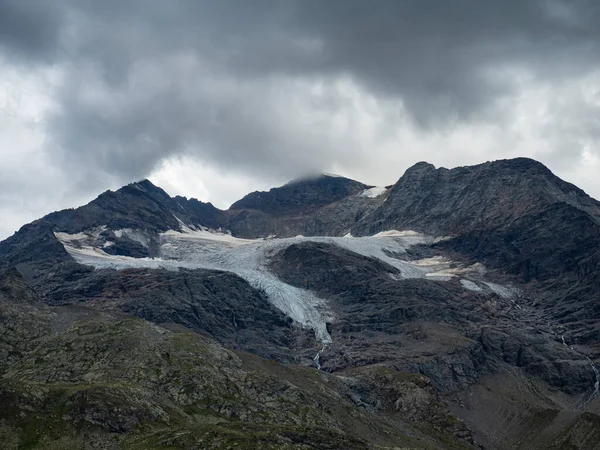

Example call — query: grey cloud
[1,0,600,238]
[38,1,600,180]
[0,0,65,62]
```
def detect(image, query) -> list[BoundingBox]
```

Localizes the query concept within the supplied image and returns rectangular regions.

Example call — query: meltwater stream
[561,334,600,406]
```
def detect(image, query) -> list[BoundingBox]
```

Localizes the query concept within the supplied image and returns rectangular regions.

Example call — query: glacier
[54,225,508,344]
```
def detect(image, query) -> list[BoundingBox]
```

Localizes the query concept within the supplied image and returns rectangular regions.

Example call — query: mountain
[353,158,600,236]
[1,158,600,449]
[350,158,600,355]
[230,174,368,214]
[226,174,385,238]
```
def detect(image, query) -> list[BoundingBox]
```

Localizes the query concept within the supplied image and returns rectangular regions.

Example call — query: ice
[55,226,514,345]
[113,228,152,248]
[373,229,421,237]
[460,279,483,292]
[55,227,453,341]
[54,226,107,243]
[483,282,519,300]
[358,187,387,198]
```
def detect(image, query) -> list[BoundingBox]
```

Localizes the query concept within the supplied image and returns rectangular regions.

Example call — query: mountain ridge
[1,157,600,449]
[5,157,599,242]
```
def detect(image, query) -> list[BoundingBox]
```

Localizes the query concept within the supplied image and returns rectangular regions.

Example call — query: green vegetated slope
[0,269,471,450]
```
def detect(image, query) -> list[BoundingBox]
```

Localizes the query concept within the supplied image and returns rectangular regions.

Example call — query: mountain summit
[355,157,600,237]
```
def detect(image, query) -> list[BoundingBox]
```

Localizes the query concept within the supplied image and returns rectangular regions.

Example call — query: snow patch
[359,187,387,198]
[460,279,483,292]
[373,230,421,237]
[131,183,147,193]
[483,282,519,300]
[54,226,107,243]
[409,256,449,267]
[161,227,253,247]
[113,228,152,248]
[59,244,168,267]
[422,263,485,279]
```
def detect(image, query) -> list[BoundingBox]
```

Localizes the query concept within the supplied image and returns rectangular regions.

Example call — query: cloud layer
[1,0,600,238]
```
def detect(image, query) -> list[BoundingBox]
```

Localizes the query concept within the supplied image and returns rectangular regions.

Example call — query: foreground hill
[0,269,472,449]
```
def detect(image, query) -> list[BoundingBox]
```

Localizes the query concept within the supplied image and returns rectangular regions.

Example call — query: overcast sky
[1,0,600,239]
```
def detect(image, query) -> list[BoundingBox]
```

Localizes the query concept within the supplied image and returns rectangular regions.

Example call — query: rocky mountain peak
[123,178,171,199]
[403,160,437,174]
[354,157,600,237]
[229,173,368,216]
[486,156,553,173]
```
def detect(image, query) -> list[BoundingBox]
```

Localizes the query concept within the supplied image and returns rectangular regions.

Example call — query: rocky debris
[433,201,600,357]
[0,269,53,370]
[338,366,474,447]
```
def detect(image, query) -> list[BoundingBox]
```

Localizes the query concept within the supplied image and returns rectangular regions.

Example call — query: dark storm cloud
[0,0,65,61]
[65,1,600,107]
[1,0,600,233]
[41,1,600,178]
[289,0,600,122]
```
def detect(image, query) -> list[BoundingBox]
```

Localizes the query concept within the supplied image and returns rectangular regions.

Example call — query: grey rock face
[226,175,383,238]
[230,174,368,215]
[32,263,314,363]
[269,242,596,394]
[353,158,600,237]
